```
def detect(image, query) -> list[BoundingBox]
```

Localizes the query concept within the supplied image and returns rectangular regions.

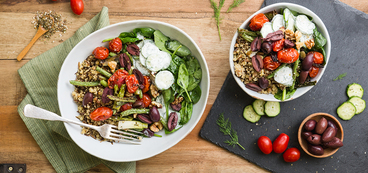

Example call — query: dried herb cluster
[32,10,68,39]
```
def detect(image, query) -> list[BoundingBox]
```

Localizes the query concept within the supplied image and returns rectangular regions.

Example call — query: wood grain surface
[0,0,366,172]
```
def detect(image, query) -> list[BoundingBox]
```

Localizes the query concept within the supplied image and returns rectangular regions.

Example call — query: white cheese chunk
[274,66,294,87]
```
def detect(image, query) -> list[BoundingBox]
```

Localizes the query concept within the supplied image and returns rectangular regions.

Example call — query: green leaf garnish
[333,73,347,81]
[227,0,245,13]
[210,0,225,41]
[217,113,245,150]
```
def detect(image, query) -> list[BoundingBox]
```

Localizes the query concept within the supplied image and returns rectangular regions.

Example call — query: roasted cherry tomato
[90,107,113,121]
[93,47,109,60]
[257,136,273,154]
[309,66,319,78]
[137,93,152,108]
[70,0,84,15]
[126,74,139,93]
[142,76,151,93]
[120,103,133,112]
[249,13,269,31]
[308,51,324,64]
[273,133,290,153]
[277,48,299,63]
[108,69,129,89]
[109,37,123,53]
[263,56,281,71]
[272,38,285,52]
[283,148,301,162]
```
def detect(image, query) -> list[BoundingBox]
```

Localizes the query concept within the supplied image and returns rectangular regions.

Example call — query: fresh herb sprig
[227,0,245,13]
[333,73,347,81]
[217,113,245,150]
[210,0,225,41]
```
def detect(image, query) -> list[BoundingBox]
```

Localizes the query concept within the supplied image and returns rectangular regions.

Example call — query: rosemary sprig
[217,113,245,150]
[333,73,347,81]
[227,0,245,13]
[210,0,225,41]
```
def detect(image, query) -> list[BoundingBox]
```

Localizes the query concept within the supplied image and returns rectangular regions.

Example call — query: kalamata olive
[251,55,263,72]
[323,137,344,148]
[133,100,144,108]
[284,39,295,48]
[167,112,179,131]
[307,134,322,145]
[258,77,269,89]
[261,42,272,54]
[149,106,160,122]
[322,127,336,143]
[133,69,144,85]
[327,120,339,132]
[308,144,324,155]
[302,52,314,71]
[304,119,317,131]
[299,70,309,84]
[245,83,262,92]
[137,114,152,124]
[170,103,182,111]
[315,117,328,134]
[82,92,93,106]
[102,87,113,104]
[302,131,313,140]
[251,37,261,52]
[142,128,154,138]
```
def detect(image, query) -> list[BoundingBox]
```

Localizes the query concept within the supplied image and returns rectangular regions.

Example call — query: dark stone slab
[199,0,368,172]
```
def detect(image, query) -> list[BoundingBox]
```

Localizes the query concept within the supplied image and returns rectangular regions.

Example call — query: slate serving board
[199,0,368,172]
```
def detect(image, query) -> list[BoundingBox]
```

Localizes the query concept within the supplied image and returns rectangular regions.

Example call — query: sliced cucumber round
[271,14,285,31]
[286,15,295,32]
[145,51,172,72]
[348,97,366,114]
[283,8,292,22]
[253,99,266,116]
[264,101,280,117]
[243,105,261,123]
[155,70,175,90]
[141,41,160,58]
[260,22,273,38]
[337,101,356,120]
[347,83,364,98]
[295,15,315,35]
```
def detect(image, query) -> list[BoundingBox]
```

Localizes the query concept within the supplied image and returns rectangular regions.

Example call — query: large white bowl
[229,3,331,102]
[57,20,210,162]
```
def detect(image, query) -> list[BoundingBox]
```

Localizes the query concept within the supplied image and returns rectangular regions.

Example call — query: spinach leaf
[133,27,155,38]
[180,102,193,125]
[186,58,197,75]
[177,64,192,102]
[120,37,140,44]
[274,89,296,101]
[172,55,185,66]
[187,77,200,91]
[313,28,327,49]
[162,89,172,104]
[153,30,171,53]
[165,125,183,134]
[166,40,191,57]
[189,86,201,104]
[167,61,179,76]
[194,69,202,80]
[119,32,137,38]
[179,101,186,124]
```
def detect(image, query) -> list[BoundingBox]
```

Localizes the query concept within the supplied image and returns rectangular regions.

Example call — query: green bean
[134,88,143,99]
[96,66,112,78]
[153,134,162,137]
[69,80,99,86]
[267,63,287,79]
[125,52,134,65]
[100,80,108,87]
[102,38,114,42]
[160,116,168,130]
[107,95,136,102]
[120,108,149,117]
[114,84,119,95]
[118,84,126,98]
[289,58,300,90]
[109,52,117,57]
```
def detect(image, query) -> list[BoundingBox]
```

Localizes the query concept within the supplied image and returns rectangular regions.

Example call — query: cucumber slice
[264,101,280,117]
[347,83,364,98]
[295,15,315,35]
[252,99,266,116]
[286,15,295,32]
[283,8,292,22]
[337,101,356,120]
[271,14,285,31]
[243,105,261,123]
[155,70,175,90]
[348,97,366,114]
[260,22,273,38]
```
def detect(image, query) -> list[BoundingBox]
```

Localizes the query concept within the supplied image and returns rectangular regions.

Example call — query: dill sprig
[333,73,347,81]
[227,0,245,13]
[210,0,225,41]
[217,113,245,150]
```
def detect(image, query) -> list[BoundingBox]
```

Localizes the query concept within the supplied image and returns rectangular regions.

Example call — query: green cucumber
[243,105,261,123]
[252,99,266,116]
[348,97,366,114]
[347,83,364,98]
[264,101,280,117]
[337,101,356,120]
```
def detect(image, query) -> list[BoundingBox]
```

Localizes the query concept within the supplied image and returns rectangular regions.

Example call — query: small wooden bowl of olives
[298,113,344,158]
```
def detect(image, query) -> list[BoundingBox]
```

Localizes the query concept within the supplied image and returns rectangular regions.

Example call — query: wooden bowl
[298,113,344,158]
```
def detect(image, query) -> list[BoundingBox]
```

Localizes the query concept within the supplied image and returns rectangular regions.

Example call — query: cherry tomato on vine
[283,148,301,162]
[308,51,324,64]
[257,136,273,154]
[126,74,139,93]
[249,13,269,31]
[272,38,285,52]
[70,0,84,15]
[273,133,290,153]
[90,107,112,121]
[263,56,281,71]
[93,47,109,60]
[277,48,299,63]
[309,66,319,78]
[108,69,129,89]
[137,93,152,108]
[142,76,151,93]
[109,37,123,53]
[120,103,133,112]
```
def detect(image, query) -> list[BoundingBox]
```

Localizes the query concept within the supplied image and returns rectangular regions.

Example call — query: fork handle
[24,104,98,130]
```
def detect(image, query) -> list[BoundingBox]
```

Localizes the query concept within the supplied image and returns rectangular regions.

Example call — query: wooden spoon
[16,26,48,61]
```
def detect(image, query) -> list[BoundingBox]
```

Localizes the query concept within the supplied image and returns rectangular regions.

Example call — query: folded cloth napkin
[17,7,135,173]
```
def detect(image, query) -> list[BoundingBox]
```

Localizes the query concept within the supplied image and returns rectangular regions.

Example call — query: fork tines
[107,126,144,145]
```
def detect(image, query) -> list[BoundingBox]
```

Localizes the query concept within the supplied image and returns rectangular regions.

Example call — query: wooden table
[1,0,366,172]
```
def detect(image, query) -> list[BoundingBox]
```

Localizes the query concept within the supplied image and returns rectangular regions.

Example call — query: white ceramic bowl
[57,20,210,162]
[229,3,331,102]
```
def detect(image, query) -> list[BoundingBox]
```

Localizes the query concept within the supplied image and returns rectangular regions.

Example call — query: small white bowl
[229,3,331,102]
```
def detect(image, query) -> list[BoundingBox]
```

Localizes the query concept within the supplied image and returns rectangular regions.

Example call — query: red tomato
[277,48,299,63]
[70,0,84,15]
[93,47,109,60]
[257,136,273,154]
[137,93,152,108]
[309,66,319,78]
[249,13,269,31]
[272,38,285,52]
[308,51,324,64]
[120,103,133,112]
[263,56,281,71]
[142,76,151,93]
[283,148,301,162]
[273,133,290,153]
[108,69,129,89]
[125,74,139,93]
[109,38,123,53]
[90,107,112,121]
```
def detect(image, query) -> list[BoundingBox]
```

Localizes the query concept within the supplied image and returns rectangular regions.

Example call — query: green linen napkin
[17,7,135,173]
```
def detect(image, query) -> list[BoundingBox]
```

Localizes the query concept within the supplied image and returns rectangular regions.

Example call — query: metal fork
[24,104,143,145]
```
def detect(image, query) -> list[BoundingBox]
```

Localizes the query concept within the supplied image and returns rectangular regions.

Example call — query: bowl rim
[298,112,344,158]
[229,2,331,102]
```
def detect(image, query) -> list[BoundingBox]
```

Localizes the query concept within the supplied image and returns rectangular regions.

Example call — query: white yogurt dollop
[274,65,294,87]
